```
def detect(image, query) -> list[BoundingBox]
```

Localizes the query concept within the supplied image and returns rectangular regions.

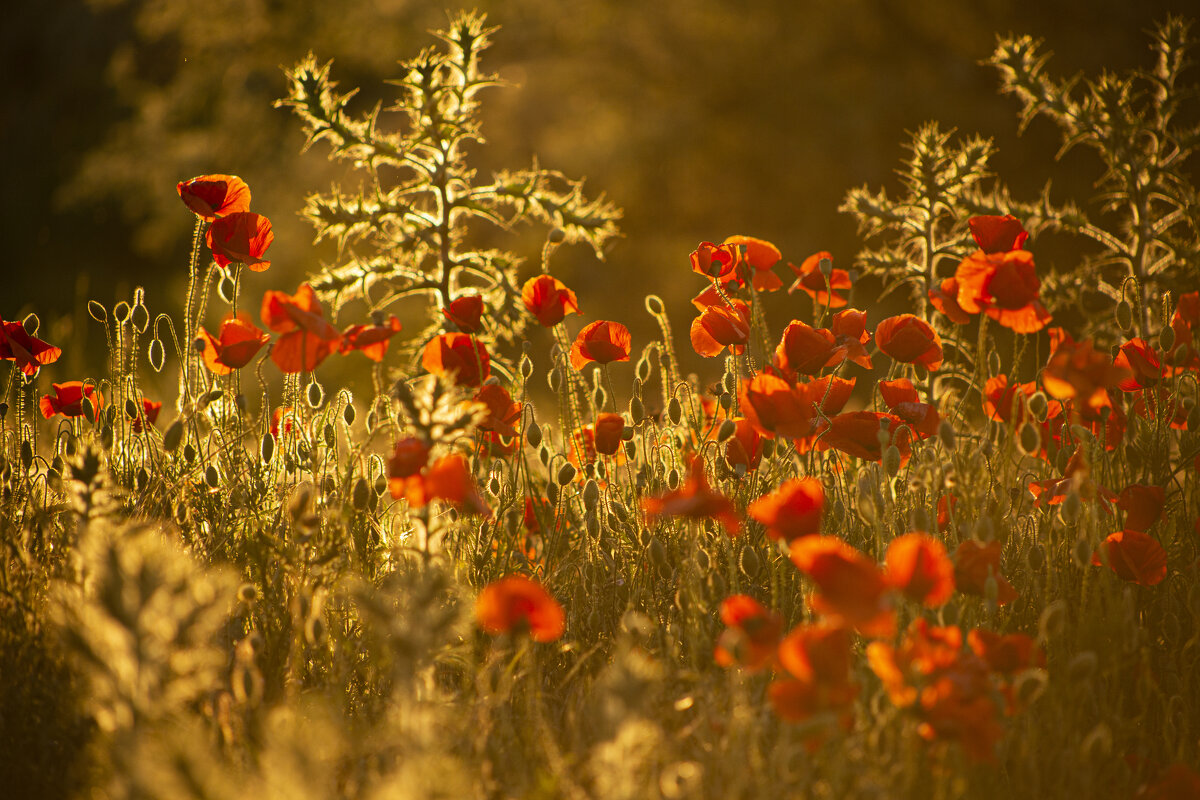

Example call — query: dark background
[4,0,1196,380]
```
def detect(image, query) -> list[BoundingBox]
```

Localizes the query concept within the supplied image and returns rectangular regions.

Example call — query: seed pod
[739,544,762,578]
[87,301,107,323]
[1116,300,1134,332]
[113,302,131,324]
[526,421,542,448]
[218,273,236,303]
[130,302,149,333]
[557,462,577,485]
[342,404,356,426]
[163,420,184,452]
[306,381,325,409]
[148,338,166,372]
[205,464,220,488]
[667,397,683,425]
[717,419,737,442]
[260,432,275,464]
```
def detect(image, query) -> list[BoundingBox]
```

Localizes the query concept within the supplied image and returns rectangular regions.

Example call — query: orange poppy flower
[723,417,762,472]
[270,406,296,437]
[387,436,431,491]
[738,371,815,441]
[422,333,490,386]
[768,677,858,728]
[966,629,1044,674]
[790,536,895,636]
[937,495,957,533]
[1167,291,1200,373]
[177,174,251,220]
[339,315,403,362]
[747,477,825,543]
[886,532,955,607]
[689,241,739,280]
[690,300,750,357]
[592,412,625,456]
[642,455,740,535]
[983,375,1038,423]
[473,383,522,439]
[875,314,943,370]
[261,283,342,373]
[1092,530,1167,586]
[522,275,581,327]
[968,214,1029,254]
[831,309,873,369]
[952,540,1017,605]
[775,320,843,376]
[928,277,971,324]
[126,398,162,434]
[867,619,965,707]
[475,575,564,642]
[771,623,857,725]
[1042,337,1130,410]
[1114,338,1165,391]
[397,453,490,517]
[815,411,911,464]
[787,251,851,308]
[799,375,856,417]
[1130,386,1189,431]
[0,319,62,377]
[954,249,1050,333]
[1028,445,1116,509]
[39,382,103,421]
[441,294,484,333]
[1117,484,1165,532]
[569,320,631,370]
[878,379,941,438]
[724,234,784,291]
[197,314,270,375]
[206,211,273,271]
[714,594,783,671]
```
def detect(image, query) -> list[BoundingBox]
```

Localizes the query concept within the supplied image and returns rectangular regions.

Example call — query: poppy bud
[488,475,501,496]
[131,303,149,333]
[1116,300,1134,332]
[648,536,668,568]
[668,397,682,425]
[548,227,566,244]
[624,441,636,458]
[307,381,325,409]
[20,440,33,471]
[760,438,775,459]
[148,339,166,372]
[114,302,131,324]
[218,273,236,303]
[592,384,607,409]
[582,479,600,511]
[1018,422,1041,455]
[1072,535,1092,567]
[739,544,761,578]
[205,464,220,487]
[636,353,652,382]
[87,301,107,323]
[520,354,534,379]
[1061,491,1082,522]
[1158,324,1175,352]
[0,403,7,420]
[667,467,680,490]
[352,477,370,511]
[342,404,356,426]
[135,467,148,493]
[937,419,957,451]
[1015,669,1049,706]
[322,423,335,449]
[717,419,737,442]
[557,462,576,485]
[883,445,901,476]
[260,432,275,464]
[586,513,600,538]
[629,396,644,422]
[547,366,561,392]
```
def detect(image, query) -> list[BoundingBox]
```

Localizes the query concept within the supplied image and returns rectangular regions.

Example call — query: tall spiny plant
[277,11,621,378]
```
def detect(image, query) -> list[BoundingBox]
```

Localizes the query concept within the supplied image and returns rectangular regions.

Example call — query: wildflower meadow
[3,10,1200,800]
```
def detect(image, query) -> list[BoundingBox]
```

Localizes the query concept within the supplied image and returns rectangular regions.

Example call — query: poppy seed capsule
[351,477,370,510]
[148,339,166,372]
[668,397,683,425]
[260,432,275,463]
[218,273,236,303]
[306,381,325,409]
[526,421,542,449]
[583,479,600,510]
[131,303,149,333]
[114,302,130,323]
[1018,423,1041,456]
[205,464,220,488]
[557,462,577,485]
[1158,325,1175,352]
[1116,300,1134,332]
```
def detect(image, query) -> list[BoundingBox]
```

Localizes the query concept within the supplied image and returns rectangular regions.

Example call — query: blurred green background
[4,0,1196,377]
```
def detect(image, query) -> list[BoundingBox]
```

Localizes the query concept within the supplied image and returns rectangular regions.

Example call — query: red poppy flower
[1042,337,1130,410]
[815,411,911,464]
[339,315,403,362]
[270,406,296,437]
[968,214,1029,254]
[966,629,1043,674]
[1117,484,1165,532]
[983,375,1039,424]
[937,495,958,533]
[1092,530,1167,586]
[475,575,564,642]
[799,374,856,417]
[642,455,740,535]
[177,174,251,220]
[126,398,162,434]
[1130,386,1189,430]
[788,251,851,308]
[886,532,955,607]
[867,619,964,707]
[261,284,341,373]
[473,383,522,439]
[206,211,273,271]
[387,436,431,490]
[1167,291,1200,373]
[0,319,62,377]
[738,372,815,441]
[875,314,943,370]
[714,594,783,671]
[521,274,581,327]
[690,300,750,357]
[569,320,631,370]
[592,412,625,456]
[790,536,895,636]
[39,382,103,421]
[928,277,972,324]
[831,309,873,369]
[197,314,270,375]
[775,320,842,376]
[878,379,941,438]
[1028,446,1116,509]
[747,477,825,543]
[397,453,490,517]
[422,333,490,387]
[724,234,784,291]
[689,241,739,279]
[953,540,1017,605]
[954,249,1051,333]
[441,294,484,333]
[1114,338,1165,391]
[771,624,857,725]
[723,417,763,472]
